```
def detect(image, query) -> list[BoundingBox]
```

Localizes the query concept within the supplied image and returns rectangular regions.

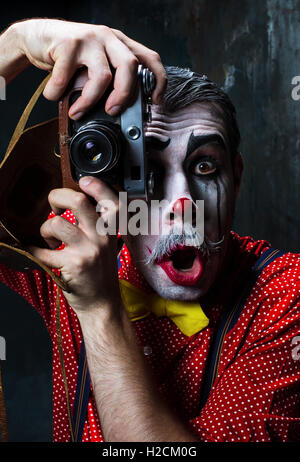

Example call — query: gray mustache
[145,223,224,265]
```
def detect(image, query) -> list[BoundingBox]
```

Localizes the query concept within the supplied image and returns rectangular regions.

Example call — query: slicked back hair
[162,66,241,160]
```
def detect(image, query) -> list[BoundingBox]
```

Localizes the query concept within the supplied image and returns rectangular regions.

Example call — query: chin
[151,282,205,301]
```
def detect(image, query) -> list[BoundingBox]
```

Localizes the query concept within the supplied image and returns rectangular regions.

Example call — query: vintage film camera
[59,65,156,200]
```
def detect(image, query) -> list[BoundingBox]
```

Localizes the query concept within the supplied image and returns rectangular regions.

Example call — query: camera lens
[82,141,102,162]
[70,121,122,175]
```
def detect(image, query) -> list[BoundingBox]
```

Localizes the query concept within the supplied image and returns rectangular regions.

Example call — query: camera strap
[0,72,68,291]
[4,73,52,160]
[0,73,68,443]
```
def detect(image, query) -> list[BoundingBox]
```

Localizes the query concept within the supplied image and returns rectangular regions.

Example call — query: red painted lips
[156,244,205,286]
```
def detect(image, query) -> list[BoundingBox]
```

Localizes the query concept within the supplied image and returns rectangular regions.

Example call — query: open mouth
[156,244,205,286]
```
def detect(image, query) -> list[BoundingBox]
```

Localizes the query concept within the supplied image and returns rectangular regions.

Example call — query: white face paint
[122,102,239,301]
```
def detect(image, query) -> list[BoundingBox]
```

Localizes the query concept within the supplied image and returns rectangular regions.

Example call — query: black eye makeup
[184,132,225,178]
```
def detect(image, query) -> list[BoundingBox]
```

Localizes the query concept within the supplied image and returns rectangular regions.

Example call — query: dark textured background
[0,0,299,441]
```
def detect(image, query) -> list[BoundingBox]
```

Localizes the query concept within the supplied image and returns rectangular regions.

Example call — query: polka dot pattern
[0,210,299,442]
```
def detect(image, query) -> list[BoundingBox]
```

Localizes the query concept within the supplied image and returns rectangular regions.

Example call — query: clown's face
[123,102,242,301]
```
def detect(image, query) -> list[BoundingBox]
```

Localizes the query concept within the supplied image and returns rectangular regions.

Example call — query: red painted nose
[172,197,194,216]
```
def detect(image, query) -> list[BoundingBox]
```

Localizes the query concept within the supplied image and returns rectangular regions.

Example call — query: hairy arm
[77,301,198,442]
[31,178,197,442]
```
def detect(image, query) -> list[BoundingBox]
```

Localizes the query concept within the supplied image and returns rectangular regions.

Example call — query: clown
[0,18,299,442]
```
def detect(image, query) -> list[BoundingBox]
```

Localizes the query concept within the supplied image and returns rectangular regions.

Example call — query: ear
[233,152,243,200]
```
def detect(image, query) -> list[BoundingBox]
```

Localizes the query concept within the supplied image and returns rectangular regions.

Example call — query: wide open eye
[192,159,217,176]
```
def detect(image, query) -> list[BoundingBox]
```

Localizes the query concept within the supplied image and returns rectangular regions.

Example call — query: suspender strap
[72,342,91,442]
[199,248,285,410]
[71,248,285,440]
[0,360,8,442]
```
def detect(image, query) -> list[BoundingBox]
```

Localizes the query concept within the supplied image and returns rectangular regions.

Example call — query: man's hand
[0,18,167,118]
[30,180,197,442]
[30,176,121,313]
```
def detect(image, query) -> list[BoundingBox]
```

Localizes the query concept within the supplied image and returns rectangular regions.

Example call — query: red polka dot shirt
[0,210,299,442]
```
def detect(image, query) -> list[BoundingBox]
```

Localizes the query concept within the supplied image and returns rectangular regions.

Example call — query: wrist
[0,22,30,81]
[75,297,130,346]
[73,293,125,324]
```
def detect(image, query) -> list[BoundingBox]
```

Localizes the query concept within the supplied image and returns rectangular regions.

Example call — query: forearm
[77,302,198,442]
[0,23,30,82]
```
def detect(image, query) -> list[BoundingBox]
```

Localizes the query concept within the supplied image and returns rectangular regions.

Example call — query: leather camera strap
[0,72,69,442]
[0,70,68,292]
[4,73,52,161]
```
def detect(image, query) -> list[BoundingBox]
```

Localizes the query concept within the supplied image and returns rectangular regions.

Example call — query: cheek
[123,233,157,262]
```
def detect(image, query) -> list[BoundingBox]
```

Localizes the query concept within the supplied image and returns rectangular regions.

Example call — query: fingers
[103,34,139,114]
[32,20,167,116]
[43,43,78,101]
[68,52,112,119]
[30,245,65,270]
[70,31,140,117]
[40,215,85,247]
[47,188,98,232]
[79,177,119,233]
[111,28,167,104]
[79,176,119,209]
[47,183,118,243]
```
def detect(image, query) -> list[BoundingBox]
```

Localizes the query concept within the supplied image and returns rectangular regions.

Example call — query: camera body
[59,66,155,200]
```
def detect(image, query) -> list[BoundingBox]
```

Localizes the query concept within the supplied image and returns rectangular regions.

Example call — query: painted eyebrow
[185,132,226,159]
[145,136,171,151]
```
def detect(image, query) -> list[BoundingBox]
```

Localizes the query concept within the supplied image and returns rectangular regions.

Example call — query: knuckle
[48,189,58,203]
[127,55,139,69]
[149,50,161,62]
[96,24,111,36]
[61,36,80,54]
[159,72,168,89]
[72,255,84,272]
[88,244,101,262]
[161,70,168,83]
[80,27,98,42]
[51,215,63,228]
[111,27,122,36]
[100,68,112,85]
[51,74,68,88]
[40,220,49,235]
[73,192,87,209]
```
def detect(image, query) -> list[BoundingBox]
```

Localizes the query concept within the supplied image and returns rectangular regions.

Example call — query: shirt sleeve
[189,253,300,442]
[0,210,76,333]
[0,263,57,333]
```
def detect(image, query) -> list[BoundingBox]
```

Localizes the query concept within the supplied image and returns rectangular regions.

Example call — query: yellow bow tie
[119,279,209,337]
